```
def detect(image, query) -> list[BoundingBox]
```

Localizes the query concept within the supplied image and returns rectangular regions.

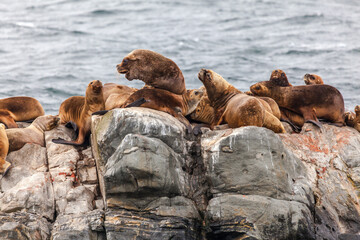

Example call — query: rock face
[2,107,360,239]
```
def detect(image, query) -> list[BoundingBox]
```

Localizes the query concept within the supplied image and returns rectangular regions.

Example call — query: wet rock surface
[1,108,360,239]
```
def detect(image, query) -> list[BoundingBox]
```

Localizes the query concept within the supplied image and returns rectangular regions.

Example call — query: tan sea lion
[102,83,138,110]
[116,49,186,95]
[303,73,324,85]
[198,69,285,133]
[53,80,105,146]
[0,97,45,128]
[6,115,60,152]
[344,105,360,131]
[121,88,203,132]
[0,123,10,175]
[250,80,345,128]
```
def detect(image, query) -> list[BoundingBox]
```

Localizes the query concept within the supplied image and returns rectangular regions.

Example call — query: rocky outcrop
[1,107,360,239]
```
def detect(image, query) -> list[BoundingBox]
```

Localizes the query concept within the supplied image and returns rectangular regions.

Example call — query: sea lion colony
[0,49,357,177]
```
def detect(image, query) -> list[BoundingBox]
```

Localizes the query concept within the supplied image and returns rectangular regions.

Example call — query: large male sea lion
[6,115,60,152]
[116,49,186,95]
[303,73,324,85]
[250,80,345,128]
[53,80,105,146]
[0,97,45,128]
[198,69,285,133]
[0,123,10,175]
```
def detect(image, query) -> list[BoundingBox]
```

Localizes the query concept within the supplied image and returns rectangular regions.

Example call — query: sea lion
[303,73,324,85]
[0,123,10,175]
[198,69,285,133]
[0,97,45,128]
[250,80,345,128]
[102,83,138,110]
[345,105,360,131]
[121,88,204,132]
[116,49,186,95]
[269,69,292,86]
[53,80,105,146]
[6,115,60,152]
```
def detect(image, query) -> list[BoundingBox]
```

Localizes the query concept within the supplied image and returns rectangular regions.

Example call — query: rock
[206,194,315,239]
[201,127,313,207]
[51,210,105,240]
[0,212,51,240]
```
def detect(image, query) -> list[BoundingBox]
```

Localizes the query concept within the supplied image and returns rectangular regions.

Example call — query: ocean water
[0,0,360,115]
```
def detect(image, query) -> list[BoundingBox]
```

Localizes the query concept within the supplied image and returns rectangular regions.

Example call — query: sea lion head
[88,80,103,95]
[33,115,60,131]
[190,96,214,124]
[355,105,360,116]
[250,81,273,97]
[303,74,324,85]
[198,69,232,102]
[184,88,204,115]
[0,109,17,128]
[269,69,291,86]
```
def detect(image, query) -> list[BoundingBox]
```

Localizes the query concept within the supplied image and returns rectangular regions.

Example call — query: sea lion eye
[122,59,129,65]
[195,91,199,95]
[310,75,315,80]
[255,86,260,90]
[281,73,285,78]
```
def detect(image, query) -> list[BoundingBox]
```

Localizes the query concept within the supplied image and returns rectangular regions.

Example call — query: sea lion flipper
[193,123,210,136]
[305,120,323,130]
[92,110,109,116]
[125,98,147,108]
[52,138,83,146]
[0,161,11,179]
[280,118,301,133]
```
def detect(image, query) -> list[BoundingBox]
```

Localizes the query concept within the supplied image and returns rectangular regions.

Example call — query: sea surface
[0,0,360,114]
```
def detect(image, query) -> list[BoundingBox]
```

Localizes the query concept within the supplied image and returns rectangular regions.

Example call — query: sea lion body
[6,115,60,152]
[103,83,137,102]
[0,123,10,174]
[198,69,285,133]
[304,74,324,85]
[250,81,345,126]
[0,97,45,128]
[117,49,186,95]
[56,80,105,145]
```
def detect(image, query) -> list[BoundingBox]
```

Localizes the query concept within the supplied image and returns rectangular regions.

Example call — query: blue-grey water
[1,0,360,115]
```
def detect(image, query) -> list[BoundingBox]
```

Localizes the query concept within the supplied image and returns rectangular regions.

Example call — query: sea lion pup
[198,69,285,133]
[116,49,186,95]
[250,80,345,128]
[269,69,292,86]
[0,97,45,128]
[303,73,324,85]
[53,80,105,146]
[6,115,60,153]
[121,88,204,132]
[0,123,10,176]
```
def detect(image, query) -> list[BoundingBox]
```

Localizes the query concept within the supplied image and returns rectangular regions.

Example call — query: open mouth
[117,65,128,74]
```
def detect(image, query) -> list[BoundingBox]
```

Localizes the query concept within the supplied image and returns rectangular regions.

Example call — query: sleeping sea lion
[116,49,186,95]
[198,69,285,133]
[53,80,105,146]
[6,115,60,152]
[102,83,137,110]
[0,97,45,128]
[303,73,324,85]
[121,88,203,132]
[250,80,345,128]
[0,123,10,175]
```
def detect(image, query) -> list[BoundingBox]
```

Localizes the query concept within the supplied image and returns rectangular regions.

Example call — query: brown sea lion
[303,73,324,85]
[0,123,10,175]
[250,80,345,128]
[53,80,105,146]
[121,88,203,132]
[344,105,360,131]
[198,69,285,133]
[116,49,186,95]
[6,115,60,152]
[0,97,45,128]
[269,69,292,86]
